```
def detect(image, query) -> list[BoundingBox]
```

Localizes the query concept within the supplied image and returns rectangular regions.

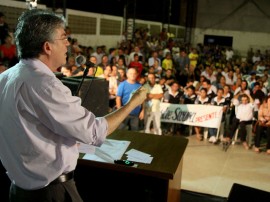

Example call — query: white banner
[160,103,223,128]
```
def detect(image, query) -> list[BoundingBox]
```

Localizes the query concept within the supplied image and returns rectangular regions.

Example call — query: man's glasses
[54,37,68,41]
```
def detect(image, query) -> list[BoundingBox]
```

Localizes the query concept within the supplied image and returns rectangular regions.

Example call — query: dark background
[18,0,181,25]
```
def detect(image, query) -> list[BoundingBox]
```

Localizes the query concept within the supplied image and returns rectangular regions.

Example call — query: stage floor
[181,135,270,197]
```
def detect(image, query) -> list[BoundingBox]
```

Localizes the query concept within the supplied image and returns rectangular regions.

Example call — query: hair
[171,81,179,86]
[160,76,167,81]
[200,75,206,81]
[200,87,208,93]
[203,78,211,85]
[110,56,116,65]
[253,81,260,87]
[241,79,249,90]
[14,9,65,59]
[127,67,138,73]
[109,47,116,54]
[241,94,249,102]
[147,72,155,78]
[224,84,231,90]
[187,85,195,92]
[263,95,270,103]
[117,56,126,66]
[187,77,194,83]
[217,88,224,93]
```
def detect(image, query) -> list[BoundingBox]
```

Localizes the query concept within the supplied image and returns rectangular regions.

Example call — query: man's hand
[129,86,147,107]
[139,110,144,120]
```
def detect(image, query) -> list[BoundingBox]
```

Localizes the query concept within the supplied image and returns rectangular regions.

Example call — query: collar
[20,59,55,77]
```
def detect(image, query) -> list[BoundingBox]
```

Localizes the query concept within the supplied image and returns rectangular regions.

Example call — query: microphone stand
[75,65,90,96]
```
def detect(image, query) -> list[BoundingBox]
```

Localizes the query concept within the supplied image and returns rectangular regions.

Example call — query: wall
[192,0,270,57]
[3,0,184,50]
[192,28,270,57]
[65,9,123,49]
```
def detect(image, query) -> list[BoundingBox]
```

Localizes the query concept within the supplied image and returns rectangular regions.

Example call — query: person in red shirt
[0,34,17,67]
[129,53,143,81]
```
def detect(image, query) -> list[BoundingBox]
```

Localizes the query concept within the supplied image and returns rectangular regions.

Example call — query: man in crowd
[116,68,145,131]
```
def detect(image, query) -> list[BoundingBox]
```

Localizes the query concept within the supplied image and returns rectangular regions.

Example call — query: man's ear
[43,41,52,55]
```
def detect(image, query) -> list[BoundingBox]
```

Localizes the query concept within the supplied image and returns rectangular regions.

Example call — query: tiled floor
[181,135,270,197]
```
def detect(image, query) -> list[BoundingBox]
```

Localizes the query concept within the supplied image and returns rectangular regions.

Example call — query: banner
[160,103,223,128]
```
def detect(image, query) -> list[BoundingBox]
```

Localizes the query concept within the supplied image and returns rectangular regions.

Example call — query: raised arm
[104,86,147,135]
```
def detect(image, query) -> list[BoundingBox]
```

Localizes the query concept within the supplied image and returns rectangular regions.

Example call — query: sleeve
[258,105,264,121]
[163,91,169,102]
[157,85,164,94]
[210,98,215,105]
[194,97,199,104]
[232,98,239,106]
[36,79,108,146]
[116,82,124,97]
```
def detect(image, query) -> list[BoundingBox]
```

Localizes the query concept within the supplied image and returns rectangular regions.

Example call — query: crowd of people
[1,11,270,155]
[55,26,270,154]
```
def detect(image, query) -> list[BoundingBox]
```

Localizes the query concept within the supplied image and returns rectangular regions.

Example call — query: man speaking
[0,9,146,202]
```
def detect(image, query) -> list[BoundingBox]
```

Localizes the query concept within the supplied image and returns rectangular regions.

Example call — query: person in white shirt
[224,93,254,150]
[129,46,143,62]
[144,73,164,135]
[148,50,161,67]
[225,47,234,61]
[91,46,104,65]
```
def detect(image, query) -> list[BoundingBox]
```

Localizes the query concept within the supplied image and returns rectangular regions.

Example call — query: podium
[75,130,188,202]
[61,76,109,116]
[0,131,188,202]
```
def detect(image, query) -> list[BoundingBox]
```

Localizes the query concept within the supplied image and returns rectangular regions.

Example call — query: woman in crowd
[234,79,250,96]
[254,95,270,154]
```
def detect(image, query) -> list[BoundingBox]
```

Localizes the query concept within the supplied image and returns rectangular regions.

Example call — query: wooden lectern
[0,130,188,202]
[75,130,188,202]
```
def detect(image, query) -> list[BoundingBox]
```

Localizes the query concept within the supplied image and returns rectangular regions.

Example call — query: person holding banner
[208,88,227,143]
[181,85,197,104]
[223,84,234,136]
[163,81,184,135]
[194,88,211,141]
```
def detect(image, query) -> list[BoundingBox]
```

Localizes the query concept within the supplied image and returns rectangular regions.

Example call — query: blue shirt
[0,59,108,190]
[116,80,142,115]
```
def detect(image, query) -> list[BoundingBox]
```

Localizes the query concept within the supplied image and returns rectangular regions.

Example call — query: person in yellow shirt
[188,48,199,73]
[162,52,173,71]
[88,56,103,77]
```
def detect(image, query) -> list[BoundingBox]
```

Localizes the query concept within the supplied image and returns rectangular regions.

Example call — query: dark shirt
[183,94,197,104]
[211,96,227,121]
[176,56,190,72]
[164,90,184,104]
[0,23,9,45]
[251,89,265,104]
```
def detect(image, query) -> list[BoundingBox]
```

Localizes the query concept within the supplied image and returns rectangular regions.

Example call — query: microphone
[75,55,86,67]
[75,55,96,78]
[75,55,96,68]
[74,55,96,96]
